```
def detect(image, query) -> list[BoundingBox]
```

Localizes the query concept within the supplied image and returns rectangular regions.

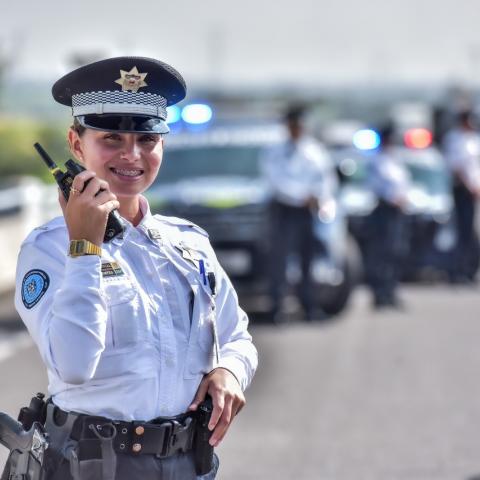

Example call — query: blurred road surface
[1,285,480,480]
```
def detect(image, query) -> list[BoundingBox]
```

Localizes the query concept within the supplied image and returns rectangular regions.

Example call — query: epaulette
[21,216,66,246]
[153,214,209,237]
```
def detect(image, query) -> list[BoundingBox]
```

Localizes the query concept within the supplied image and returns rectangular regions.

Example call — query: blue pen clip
[199,259,207,285]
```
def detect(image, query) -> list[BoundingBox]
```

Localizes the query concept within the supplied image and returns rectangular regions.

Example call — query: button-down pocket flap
[103,278,136,305]
[102,278,144,350]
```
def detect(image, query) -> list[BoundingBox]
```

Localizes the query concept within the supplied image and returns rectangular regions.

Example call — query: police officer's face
[287,120,303,141]
[69,128,163,199]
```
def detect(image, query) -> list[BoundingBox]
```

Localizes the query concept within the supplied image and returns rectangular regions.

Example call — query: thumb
[188,379,209,411]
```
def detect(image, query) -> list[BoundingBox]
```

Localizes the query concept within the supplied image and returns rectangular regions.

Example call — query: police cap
[52,56,186,134]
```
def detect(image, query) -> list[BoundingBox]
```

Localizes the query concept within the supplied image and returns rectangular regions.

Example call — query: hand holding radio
[34,143,124,244]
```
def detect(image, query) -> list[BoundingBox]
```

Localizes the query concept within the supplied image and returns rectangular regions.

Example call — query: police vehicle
[146,119,356,318]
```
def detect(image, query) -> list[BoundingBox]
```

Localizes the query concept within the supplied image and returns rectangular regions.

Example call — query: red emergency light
[404,128,432,149]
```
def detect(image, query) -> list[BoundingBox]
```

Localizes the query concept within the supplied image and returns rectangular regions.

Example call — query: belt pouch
[69,424,117,480]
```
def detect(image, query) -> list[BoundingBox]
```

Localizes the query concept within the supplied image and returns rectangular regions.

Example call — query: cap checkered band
[71,90,168,119]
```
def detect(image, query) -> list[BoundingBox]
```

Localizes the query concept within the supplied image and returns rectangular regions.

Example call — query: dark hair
[284,104,307,123]
[457,109,474,125]
[71,117,86,136]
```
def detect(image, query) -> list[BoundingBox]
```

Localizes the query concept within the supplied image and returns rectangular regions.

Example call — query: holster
[44,404,117,480]
[69,424,117,480]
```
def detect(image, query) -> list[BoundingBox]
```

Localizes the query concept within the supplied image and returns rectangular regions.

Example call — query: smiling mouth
[110,167,144,178]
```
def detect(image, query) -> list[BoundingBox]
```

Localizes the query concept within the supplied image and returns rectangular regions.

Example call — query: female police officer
[12,57,257,479]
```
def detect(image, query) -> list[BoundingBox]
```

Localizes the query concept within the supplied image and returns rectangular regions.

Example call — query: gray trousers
[2,451,219,480]
[47,451,219,480]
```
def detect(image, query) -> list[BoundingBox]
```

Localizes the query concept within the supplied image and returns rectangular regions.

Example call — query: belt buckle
[156,417,193,458]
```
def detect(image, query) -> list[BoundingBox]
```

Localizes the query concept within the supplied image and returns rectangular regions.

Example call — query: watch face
[70,241,83,256]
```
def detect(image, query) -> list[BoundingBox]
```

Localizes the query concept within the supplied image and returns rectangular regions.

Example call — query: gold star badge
[115,67,148,92]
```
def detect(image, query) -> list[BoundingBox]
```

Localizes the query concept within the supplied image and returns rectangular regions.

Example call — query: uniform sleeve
[15,233,108,384]
[311,146,338,202]
[212,261,258,392]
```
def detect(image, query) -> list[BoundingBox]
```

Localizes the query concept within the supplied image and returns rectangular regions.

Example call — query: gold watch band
[69,239,102,257]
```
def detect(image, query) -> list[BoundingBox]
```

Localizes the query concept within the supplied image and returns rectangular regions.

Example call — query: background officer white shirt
[443,127,480,193]
[15,196,257,421]
[260,135,338,207]
[368,146,411,205]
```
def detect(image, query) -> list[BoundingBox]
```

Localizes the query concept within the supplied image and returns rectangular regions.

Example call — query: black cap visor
[77,114,169,134]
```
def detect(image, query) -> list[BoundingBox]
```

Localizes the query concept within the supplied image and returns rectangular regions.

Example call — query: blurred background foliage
[0,118,69,182]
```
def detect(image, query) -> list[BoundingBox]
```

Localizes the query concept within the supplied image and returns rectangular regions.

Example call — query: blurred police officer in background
[364,123,411,309]
[442,109,480,283]
[261,105,338,322]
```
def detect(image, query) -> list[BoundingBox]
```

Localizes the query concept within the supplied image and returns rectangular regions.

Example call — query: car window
[156,146,262,184]
[408,165,450,194]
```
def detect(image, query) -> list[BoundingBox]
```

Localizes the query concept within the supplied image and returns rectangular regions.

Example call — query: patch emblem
[22,270,50,309]
[101,261,125,278]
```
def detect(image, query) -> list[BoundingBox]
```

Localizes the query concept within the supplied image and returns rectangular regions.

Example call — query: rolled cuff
[215,356,249,391]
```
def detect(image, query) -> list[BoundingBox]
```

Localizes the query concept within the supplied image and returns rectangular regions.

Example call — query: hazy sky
[2,0,480,87]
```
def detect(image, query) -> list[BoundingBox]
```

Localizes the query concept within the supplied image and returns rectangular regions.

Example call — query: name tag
[101,261,125,278]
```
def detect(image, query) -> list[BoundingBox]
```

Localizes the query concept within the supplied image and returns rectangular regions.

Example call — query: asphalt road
[1,285,480,480]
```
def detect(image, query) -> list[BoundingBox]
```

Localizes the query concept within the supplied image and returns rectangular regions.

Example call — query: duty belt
[53,406,196,458]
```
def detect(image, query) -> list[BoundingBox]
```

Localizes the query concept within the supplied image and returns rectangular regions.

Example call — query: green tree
[0,119,70,181]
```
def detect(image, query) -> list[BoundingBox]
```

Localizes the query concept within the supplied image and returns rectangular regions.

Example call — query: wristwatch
[69,239,102,257]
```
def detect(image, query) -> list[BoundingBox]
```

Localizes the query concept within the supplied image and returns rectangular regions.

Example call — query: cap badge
[115,67,148,92]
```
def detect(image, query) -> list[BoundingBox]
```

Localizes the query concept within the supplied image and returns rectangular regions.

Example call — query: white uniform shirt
[260,135,337,207]
[15,197,257,421]
[442,128,480,191]
[368,148,411,204]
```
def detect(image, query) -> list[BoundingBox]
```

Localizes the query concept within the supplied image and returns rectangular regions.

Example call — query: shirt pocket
[102,277,146,351]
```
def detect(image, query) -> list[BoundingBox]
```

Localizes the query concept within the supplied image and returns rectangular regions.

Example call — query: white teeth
[112,168,142,177]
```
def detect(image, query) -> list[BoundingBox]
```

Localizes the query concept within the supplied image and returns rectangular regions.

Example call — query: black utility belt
[57,407,197,458]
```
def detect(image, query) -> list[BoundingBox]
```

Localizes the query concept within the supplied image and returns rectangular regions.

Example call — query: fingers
[63,170,118,246]
[69,171,113,205]
[71,170,96,194]
[82,177,110,199]
[188,378,209,412]
[209,393,246,446]
[189,369,246,446]
[208,392,225,432]
[101,200,120,214]
[209,394,230,447]
[93,189,117,206]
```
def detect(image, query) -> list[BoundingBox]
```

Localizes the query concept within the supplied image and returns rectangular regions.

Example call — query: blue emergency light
[181,104,213,125]
[166,105,181,124]
[353,129,381,150]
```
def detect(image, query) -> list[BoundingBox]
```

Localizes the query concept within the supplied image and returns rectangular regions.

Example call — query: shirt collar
[111,195,157,245]
[137,196,163,240]
[138,195,152,225]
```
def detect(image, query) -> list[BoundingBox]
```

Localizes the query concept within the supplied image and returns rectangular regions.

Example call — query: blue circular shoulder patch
[21,270,50,310]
